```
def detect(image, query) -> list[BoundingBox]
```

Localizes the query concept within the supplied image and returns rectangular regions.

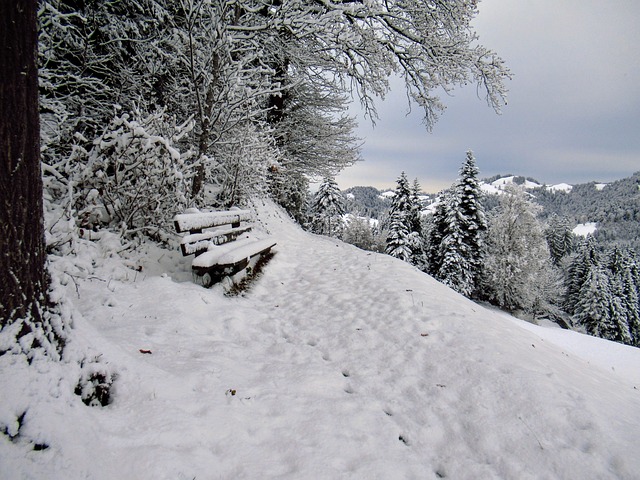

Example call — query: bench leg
[201,272,214,288]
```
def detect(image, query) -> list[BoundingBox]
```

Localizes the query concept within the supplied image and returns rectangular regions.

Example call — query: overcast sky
[336,0,640,193]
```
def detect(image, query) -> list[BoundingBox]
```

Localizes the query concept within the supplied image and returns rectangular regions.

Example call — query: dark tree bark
[0,1,52,347]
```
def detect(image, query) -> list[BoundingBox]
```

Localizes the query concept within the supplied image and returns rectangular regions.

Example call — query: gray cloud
[338,0,640,192]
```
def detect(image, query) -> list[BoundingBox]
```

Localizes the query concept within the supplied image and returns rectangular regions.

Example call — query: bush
[74,109,200,239]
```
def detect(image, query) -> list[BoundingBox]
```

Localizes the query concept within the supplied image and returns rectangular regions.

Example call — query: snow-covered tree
[268,80,361,181]
[481,186,561,313]
[435,186,476,295]
[386,211,412,262]
[605,247,639,345]
[310,177,345,238]
[39,0,510,233]
[408,179,428,270]
[343,215,375,251]
[565,236,600,315]
[456,150,487,285]
[430,152,486,297]
[268,166,311,225]
[545,214,575,266]
[385,172,414,262]
[573,265,619,340]
[426,191,450,276]
[1,0,67,355]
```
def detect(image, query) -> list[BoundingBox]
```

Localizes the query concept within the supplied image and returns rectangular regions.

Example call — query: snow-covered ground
[574,222,598,237]
[547,183,573,193]
[481,176,543,196]
[2,200,639,479]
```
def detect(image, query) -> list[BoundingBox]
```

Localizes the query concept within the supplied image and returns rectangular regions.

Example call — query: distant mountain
[342,171,640,253]
[530,172,640,252]
[343,186,391,218]
[344,186,437,219]
[480,172,640,252]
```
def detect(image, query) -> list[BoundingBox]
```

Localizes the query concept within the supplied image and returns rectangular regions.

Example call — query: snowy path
[2,201,639,479]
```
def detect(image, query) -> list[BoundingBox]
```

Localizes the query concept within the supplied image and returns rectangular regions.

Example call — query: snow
[547,183,573,193]
[2,200,640,479]
[191,237,276,268]
[379,190,395,199]
[480,182,504,195]
[488,176,542,190]
[173,209,253,233]
[595,183,608,191]
[574,222,597,237]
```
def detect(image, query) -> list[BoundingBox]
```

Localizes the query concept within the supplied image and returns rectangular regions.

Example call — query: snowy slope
[2,200,640,479]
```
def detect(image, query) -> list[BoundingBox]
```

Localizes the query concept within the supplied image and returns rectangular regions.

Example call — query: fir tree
[426,190,450,276]
[573,265,617,340]
[408,178,428,270]
[606,247,638,345]
[565,236,600,314]
[385,172,413,262]
[310,177,345,238]
[432,151,486,297]
[545,214,575,266]
[456,150,487,286]
[437,189,474,295]
[386,211,412,262]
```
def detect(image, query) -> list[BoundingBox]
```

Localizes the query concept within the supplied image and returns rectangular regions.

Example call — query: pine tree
[565,236,600,314]
[545,214,575,266]
[573,265,618,340]
[437,191,474,295]
[426,190,450,276]
[432,151,486,297]
[408,178,428,270]
[385,211,412,262]
[456,150,487,286]
[310,177,345,238]
[606,247,637,345]
[385,172,413,261]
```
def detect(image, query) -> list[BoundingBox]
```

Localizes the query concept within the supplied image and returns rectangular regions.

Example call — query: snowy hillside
[2,200,640,479]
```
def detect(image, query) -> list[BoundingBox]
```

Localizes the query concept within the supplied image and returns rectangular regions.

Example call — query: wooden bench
[173,208,276,288]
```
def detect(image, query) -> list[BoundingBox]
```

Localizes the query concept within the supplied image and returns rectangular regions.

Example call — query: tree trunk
[0,1,50,344]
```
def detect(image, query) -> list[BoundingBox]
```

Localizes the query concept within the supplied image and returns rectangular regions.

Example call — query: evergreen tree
[310,177,345,238]
[426,190,450,276]
[565,236,600,314]
[456,150,487,287]
[385,172,413,261]
[385,211,412,262]
[606,247,638,345]
[408,178,428,270]
[545,214,575,266]
[389,172,412,218]
[573,265,618,340]
[437,188,474,295]
[432,151,486,297]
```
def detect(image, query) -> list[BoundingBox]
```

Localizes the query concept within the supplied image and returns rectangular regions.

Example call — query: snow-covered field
[2,200,639,479]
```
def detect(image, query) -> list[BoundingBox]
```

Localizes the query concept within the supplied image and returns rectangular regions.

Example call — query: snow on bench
[174,209,253,233]
[173,208,276,288]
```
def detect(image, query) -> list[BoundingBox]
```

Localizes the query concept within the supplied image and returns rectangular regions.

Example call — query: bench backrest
[174,209,253,234]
